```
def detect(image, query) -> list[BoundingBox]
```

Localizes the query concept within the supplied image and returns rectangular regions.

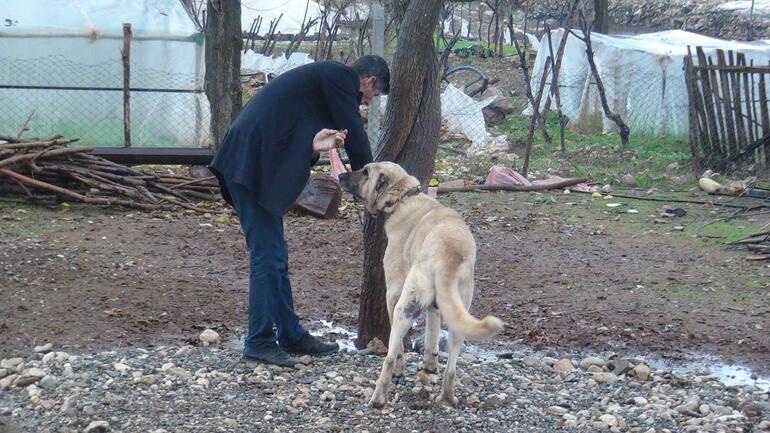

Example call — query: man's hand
[313,129,347,155]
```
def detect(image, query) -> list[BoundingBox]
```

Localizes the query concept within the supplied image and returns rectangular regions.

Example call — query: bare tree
[357,0,444,349]
[204,0,242,148]
[573,9,630,146]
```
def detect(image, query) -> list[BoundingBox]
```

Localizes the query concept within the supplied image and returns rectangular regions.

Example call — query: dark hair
[351,55,390,95]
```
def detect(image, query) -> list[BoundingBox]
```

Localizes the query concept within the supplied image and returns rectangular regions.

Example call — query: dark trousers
[224,179,305,350]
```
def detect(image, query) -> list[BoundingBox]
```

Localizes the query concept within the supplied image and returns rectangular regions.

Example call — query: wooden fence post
[121,23,132,148]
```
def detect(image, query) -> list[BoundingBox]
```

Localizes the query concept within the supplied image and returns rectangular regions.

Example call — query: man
[209,55,390,367]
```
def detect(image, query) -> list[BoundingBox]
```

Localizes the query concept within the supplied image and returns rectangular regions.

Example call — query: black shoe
[243,344,300,368]
[282,332,338,356]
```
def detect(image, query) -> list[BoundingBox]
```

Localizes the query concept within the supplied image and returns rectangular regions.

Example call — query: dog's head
[339,162,421,216]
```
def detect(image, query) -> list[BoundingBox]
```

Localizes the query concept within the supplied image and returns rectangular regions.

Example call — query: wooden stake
[121,23,132,148]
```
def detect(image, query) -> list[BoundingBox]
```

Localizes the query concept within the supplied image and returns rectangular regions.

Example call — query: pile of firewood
[730,224,770,261]
[0,134,221,212]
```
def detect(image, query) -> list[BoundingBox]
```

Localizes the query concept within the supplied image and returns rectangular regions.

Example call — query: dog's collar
[380,185,422,216]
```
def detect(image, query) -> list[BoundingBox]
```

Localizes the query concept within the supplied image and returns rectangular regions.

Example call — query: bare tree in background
[357,0,444,349]
[204,0,242,148]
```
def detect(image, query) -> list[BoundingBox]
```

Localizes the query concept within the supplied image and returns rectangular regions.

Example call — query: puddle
[228,321,770,391]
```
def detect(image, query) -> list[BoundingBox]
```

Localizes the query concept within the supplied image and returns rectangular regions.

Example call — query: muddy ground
[1,187,768,375]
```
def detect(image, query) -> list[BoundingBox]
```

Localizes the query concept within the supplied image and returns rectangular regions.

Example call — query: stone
[61,395,78,416]
[599,414,618,428]
[587,365,604,373]
[547,405,569,415]
[34,343,53,353]
[580,356,606,370]
[41,352,56,364]
[292,398,308,408]
[553,358,574,376]
[676,396,701,414]
[757,420,770,431]
[113,363,130,373]
[166,367,192,380]
[522,356,541,368]
[481,394,505,409]
[607,359,631,376]
[1,358,23,369]
[1,374,17,390]
[591,372,619,384]
[14,375,41,387]
[298,355,311,365]
[321,391,335,401]
[633,396,649,405]
[633,364,651,380]
[174,345,194,357]
[366,338,387,355]
[83,405,96,416]
[38,375,58,390]
[0,369,7,379]
[84,420,110,432]
[466,394,480,405]
[199,329,220,346]
[621,174,636,185]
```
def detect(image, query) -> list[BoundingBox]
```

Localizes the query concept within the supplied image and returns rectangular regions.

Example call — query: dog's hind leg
[369,283,422,408]
[421,307,441,374]
[438,330,463,406]
[385,287,407,384]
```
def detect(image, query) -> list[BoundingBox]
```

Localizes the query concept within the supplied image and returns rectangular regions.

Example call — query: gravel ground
[1,328,769,433]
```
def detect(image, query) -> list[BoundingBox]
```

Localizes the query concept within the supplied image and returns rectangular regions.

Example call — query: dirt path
[1,191,768,374]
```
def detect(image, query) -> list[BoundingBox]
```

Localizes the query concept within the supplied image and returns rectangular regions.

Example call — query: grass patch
[499,112,693,190]
[434,35,519,56]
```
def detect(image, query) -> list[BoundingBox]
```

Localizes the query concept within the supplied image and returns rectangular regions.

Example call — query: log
[292,174,342,219]
[437,177,588,193]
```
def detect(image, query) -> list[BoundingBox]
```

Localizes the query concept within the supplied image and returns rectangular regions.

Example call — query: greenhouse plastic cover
[0,0,208,147]
[526,29,770,137]
[0,0,200,36]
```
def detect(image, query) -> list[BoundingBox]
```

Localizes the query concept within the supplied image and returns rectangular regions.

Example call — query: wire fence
[0,54,210,148]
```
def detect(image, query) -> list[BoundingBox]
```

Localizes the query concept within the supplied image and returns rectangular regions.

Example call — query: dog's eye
[362,168,369,177]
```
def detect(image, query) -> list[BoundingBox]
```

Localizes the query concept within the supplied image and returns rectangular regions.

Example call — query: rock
[699,404,710,415]
[61,395,78,416]
[34,343,53,353]
[0,369,7,379]
[633,364,650,380]
[26,384,41,398]
[166,367,192,380]
[587,365,604,373]
[198,329,220,346]
[591,372,619,384]
[0,358,23,369]
[481,394,505,409]
[14,375,41,387]
[38,375,58,390]
[757,420,770,431]
[547,405,569,415]
[292,398,308,408]
[607,359,631,376]
[83,405,96,416]
[666,162,680,173]
[41,352,56,364]
[366,338,387,355]
[676,396,701,414]
[522,356,541,369]
[321,391,335,401]
[553,358,574,376]
[297,355,311,365]
[599,414,618,428]
[113,363,130,373]
[84,420,110,432]
[633,396,648,405]
[580,356,606,370]
[174,345,194,357]
[466,394,480,405]
[600,184,613,194]
[621,174,636,185]
[415,370,431,385]
[1,374,18,390]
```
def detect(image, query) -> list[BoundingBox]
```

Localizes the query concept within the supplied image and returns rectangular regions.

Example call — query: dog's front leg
[369,299,414,408]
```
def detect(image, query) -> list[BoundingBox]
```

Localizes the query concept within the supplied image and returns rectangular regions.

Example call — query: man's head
[351,55,390,105]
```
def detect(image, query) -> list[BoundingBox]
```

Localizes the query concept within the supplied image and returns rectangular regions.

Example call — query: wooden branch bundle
[0,134,222,212]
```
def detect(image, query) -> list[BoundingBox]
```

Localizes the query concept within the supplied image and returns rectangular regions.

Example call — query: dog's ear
[375,173,388,193]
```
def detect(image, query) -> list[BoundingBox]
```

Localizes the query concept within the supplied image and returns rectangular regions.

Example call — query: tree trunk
[205,0,243,148]
[356,0,443,349]
[593,0,609,34]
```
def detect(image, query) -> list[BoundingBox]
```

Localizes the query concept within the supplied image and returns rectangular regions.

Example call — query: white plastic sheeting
[241,52,315,77]
[526,29,770,137]
[441,84,507,154]
[0,0,209,147]
[719,1,770,16]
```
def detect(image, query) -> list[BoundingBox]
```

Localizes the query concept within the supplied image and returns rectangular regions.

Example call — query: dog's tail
[436,288,504,340]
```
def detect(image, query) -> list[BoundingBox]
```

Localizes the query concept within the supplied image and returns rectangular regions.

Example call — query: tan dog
[339,161,505,408]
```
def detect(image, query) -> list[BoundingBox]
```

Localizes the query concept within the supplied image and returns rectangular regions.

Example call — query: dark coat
[209,61,373,216]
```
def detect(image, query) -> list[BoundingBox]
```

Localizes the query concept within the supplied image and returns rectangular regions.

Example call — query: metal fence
[0,53,210,148]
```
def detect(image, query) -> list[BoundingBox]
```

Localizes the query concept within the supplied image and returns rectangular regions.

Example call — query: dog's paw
[391,374,404,385]
[438,392,459,407]
[368,391,388,409]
